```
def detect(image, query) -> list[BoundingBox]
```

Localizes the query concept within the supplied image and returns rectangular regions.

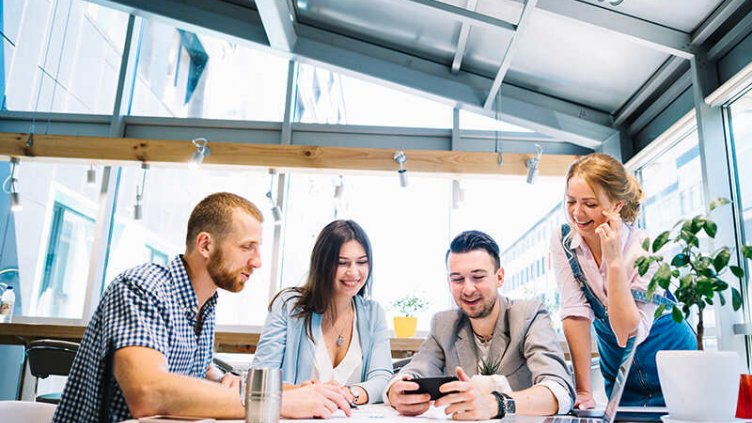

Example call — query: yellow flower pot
[393,316,417,338]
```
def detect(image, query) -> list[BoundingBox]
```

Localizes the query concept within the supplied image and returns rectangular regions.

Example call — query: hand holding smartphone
[404,376,459,400]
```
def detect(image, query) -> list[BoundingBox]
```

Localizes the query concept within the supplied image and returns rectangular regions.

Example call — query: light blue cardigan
[252,291,393,403]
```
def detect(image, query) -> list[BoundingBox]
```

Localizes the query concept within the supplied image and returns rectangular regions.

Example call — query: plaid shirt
[53,255,218,423]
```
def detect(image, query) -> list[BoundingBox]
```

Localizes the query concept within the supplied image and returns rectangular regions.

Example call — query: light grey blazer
[399,295,574,398]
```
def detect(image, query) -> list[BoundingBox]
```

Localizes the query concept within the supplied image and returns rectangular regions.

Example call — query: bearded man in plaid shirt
[53,192,353,422]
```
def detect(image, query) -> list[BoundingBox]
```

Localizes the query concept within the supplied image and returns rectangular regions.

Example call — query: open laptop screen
[602,336,637,423]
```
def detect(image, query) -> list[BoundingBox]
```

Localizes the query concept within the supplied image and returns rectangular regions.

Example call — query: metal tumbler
[240,368,282,423]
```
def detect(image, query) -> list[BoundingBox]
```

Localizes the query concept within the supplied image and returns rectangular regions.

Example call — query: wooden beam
[0,132,578,177]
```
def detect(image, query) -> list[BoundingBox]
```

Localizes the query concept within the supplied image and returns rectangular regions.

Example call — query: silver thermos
[240,368,282,423]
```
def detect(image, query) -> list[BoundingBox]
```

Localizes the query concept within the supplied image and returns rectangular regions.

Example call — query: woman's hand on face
[595,209,623,265]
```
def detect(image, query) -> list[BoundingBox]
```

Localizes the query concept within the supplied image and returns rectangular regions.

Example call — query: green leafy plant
[478,355,501,376]
[635,198,750,350]
[391,294,429,318]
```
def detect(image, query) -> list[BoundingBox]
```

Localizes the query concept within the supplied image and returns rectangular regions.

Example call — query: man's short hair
[446,230,501,270]
[185,192,263,251]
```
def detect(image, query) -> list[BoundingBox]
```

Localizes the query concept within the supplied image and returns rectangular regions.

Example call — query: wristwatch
[491,391,516,419]
[347,385,361,405]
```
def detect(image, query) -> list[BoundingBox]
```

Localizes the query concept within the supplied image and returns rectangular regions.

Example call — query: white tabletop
[126,404,528,422]
[127,403,752,423]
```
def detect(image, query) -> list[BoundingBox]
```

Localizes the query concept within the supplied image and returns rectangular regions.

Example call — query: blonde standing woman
[550,153,695,408]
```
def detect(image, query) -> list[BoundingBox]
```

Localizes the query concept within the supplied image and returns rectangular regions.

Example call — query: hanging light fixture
[86,164,96,186]
[495,89,503,168]
[190,137,210,168]
[134,163,149,220]
[334,175,345,200]
[393,150,408,188]
[526,144,543,184]
[266,169,282,225]
[452,179,464,210]
[4,158,21,212]
[597,0,624,5]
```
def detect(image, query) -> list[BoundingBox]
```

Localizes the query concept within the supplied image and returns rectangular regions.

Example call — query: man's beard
[464,295,497,320]
[207,247,247,293]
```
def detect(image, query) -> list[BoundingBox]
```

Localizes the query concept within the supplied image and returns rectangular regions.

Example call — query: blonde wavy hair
[566,153,644,224]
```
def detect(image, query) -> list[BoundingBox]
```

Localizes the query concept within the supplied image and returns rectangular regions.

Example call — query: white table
[124,404,531,422]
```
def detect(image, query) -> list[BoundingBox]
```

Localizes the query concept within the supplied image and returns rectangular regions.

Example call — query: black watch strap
[491,391,505,419]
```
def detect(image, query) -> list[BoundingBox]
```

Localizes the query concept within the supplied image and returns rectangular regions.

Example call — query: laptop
[544,337,668,423]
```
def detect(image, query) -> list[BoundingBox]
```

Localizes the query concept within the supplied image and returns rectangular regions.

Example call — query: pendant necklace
[333,308,351,347]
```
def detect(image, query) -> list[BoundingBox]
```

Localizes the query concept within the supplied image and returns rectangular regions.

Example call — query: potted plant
[635,197,747,421]
[391,294,429,338]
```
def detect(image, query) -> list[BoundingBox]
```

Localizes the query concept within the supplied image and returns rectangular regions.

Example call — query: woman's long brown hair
[269,219,373,342]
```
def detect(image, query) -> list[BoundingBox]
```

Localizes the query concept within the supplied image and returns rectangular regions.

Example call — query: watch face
[503,394,516,415]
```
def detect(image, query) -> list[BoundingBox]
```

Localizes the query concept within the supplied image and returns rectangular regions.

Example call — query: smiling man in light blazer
[385,230,574,420]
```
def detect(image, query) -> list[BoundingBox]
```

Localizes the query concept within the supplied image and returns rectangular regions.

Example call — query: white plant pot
[656,350,741,422]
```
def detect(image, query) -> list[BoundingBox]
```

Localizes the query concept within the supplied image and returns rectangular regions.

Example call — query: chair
[393,357,412,373]
[25,339,79,404]
[0,400,56,423]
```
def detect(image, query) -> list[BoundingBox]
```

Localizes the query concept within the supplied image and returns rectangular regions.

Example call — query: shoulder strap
[560,224,588,290]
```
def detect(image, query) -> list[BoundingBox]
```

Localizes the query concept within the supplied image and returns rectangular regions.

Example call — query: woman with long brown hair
[253,220,392,407]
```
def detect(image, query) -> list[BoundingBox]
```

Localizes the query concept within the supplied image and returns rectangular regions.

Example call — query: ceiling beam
[531,0,694,59]
[707,8,752,61]
[483,0,538,109]
[692,0,748,46]
[614,56,687,126]
[451,0,478,74]
[255,0,297,51]
[91,0,269,46]
[404,0,517,33]
[0,132,579,176]
[627,71,692,136]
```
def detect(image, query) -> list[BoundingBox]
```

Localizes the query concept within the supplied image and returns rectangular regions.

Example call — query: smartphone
[138,416,215,422]
[404,376,458,400]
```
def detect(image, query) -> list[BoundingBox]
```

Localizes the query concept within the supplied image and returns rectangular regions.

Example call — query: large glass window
[281,172,453,330]
[1,0,128,113]
[37,202,95,318]
[103,165,275,326]
[2,160,103,319]
[727,86,752,334]
[130,20,288,121]
[479,177,566,329]
[280,171,568,332]
[728,88,752,247]
[635,129,715,345]
[294,63,453,128]
[638,130,705,238]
